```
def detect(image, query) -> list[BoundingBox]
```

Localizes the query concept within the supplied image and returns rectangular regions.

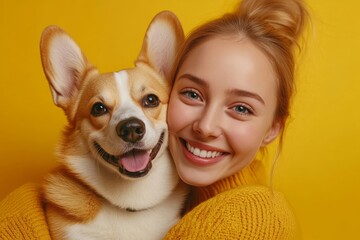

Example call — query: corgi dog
[40,11,187,240]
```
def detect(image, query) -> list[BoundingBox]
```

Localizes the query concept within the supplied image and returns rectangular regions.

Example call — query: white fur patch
[113,70,161,150]
[113,70,146,120]
[114,71,132,110]
[66,182,186,240]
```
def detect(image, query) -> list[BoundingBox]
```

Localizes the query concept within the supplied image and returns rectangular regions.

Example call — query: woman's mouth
[185,142,223,158]
[180,138,227,166]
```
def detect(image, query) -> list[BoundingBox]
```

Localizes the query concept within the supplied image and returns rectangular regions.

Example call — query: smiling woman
[164,0,309,238]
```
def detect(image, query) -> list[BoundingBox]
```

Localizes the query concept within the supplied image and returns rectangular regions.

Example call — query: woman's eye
[91,102,108,117]
[143,94,159,108]
[181,89,201,101]
[233,105,252,115]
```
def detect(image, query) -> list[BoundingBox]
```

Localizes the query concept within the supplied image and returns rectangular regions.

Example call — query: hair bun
[237,0,307,47]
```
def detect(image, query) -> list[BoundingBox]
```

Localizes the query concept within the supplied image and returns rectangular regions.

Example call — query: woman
[0,0,308,239]
[163,0,309,239]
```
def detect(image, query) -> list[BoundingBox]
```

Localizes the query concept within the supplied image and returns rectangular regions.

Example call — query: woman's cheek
[170,102,196,134]
[228,122,264,154]
[167,96,183,132]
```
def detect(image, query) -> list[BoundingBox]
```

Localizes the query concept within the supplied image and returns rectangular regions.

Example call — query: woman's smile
[180,138,227,166]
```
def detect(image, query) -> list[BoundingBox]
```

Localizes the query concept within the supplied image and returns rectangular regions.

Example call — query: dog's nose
[116,117,145,143]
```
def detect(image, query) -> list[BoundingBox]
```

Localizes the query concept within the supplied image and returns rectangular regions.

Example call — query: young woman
[163,0,309,239]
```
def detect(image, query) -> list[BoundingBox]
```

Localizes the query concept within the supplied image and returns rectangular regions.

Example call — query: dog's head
[40,12,184,179]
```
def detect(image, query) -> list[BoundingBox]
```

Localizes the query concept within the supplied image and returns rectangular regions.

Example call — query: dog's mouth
[94,132,165,178]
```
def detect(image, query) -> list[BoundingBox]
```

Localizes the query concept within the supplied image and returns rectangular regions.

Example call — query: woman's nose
[192,106,222,138]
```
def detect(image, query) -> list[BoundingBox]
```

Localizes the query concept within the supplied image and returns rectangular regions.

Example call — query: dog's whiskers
[94,142,119,166]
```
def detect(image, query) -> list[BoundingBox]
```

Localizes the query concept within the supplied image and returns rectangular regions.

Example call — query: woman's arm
[0,183,51,240]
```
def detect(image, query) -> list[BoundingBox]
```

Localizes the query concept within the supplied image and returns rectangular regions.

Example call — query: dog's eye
[143,94,159,108]
[91,102,108,116]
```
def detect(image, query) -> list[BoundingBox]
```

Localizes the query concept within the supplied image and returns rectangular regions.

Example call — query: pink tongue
[119,150,150,172]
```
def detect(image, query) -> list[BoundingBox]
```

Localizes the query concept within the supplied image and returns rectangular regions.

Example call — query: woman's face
[168,37,281,186]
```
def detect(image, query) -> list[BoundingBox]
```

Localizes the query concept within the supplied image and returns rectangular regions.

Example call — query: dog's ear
[136,11,184,81]
[40,26,92,109]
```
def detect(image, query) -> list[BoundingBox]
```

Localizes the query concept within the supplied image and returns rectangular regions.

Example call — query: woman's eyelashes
[180,88,203,102]
[179,88,255,116]
[232,104,254,115]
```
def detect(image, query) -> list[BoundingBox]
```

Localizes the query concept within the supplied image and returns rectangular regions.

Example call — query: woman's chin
[176,165,219,187]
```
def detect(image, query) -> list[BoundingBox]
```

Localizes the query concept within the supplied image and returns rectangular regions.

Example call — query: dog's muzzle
[94,131,165,178]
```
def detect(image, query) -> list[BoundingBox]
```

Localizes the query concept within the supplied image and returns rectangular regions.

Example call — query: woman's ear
[261,120,283,147]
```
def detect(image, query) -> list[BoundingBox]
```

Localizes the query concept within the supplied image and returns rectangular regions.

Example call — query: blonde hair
[172,0,308,150]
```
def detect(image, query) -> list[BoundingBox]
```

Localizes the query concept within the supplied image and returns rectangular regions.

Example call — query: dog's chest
[66,201,178,240]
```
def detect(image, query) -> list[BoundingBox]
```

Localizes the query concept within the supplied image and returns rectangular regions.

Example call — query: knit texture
[182,159,265,213]
[0,183,51,240]
[164,160,298,240]
[164,185,297,240]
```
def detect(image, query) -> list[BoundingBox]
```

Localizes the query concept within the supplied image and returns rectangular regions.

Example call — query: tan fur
[43,167,102,240]
[43,167,102,221]
[127,63,170,120]
[40,11,187,240]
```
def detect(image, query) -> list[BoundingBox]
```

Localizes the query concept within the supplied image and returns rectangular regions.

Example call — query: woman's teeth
[186,142,222,158]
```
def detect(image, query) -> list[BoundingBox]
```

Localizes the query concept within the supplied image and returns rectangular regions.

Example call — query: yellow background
[1,0,359,239]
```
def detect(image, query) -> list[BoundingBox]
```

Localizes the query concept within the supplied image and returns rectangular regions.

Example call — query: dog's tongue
[119,150,150,172]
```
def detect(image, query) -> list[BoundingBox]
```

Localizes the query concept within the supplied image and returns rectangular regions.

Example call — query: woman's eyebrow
[177,73,208,88]
[229,89,265,105]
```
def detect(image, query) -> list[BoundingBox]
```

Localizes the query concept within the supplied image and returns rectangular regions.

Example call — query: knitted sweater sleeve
[0,183,51,240]
[164,185,298,240]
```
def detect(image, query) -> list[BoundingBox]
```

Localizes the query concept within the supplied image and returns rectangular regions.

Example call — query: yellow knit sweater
[0,184,51,239]
[164,161,298,239]
[0,161,297,239]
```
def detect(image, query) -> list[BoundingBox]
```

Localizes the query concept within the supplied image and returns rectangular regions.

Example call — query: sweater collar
[183,160,265,214]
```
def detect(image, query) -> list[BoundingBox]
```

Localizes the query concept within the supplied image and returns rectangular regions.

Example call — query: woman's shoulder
[0,183,51,240]
[164,185,299,240]
[219,184,294,210]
